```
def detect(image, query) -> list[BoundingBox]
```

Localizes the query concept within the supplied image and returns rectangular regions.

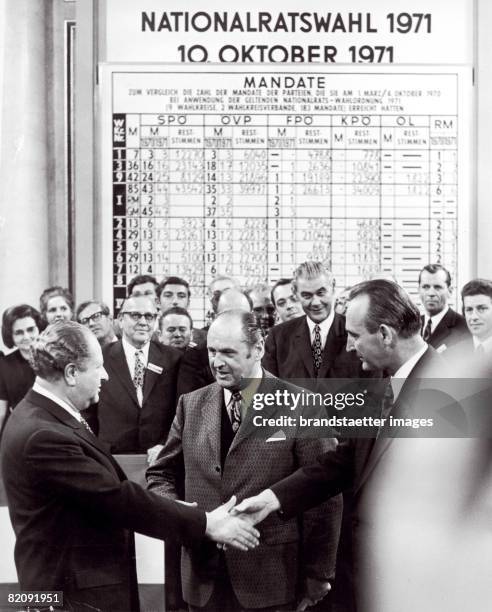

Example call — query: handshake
[199,489,281,551]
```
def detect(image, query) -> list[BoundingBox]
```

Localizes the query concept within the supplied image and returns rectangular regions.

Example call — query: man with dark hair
[461,278,492,355]
[97,296,181,465]
[159,306,194,351]
[263,261,363,378]
[76,300,117,347]
[157,276,191,310]
[418,263,469,352]
[127,274,158,301]
[157,276,208,347]
[148,310,341,612]
[234,279,451,612]
[271,278,303,323]
[0,321,259,612]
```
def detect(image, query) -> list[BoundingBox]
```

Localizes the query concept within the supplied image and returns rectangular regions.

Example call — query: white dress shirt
[472,334,492,355]
[306,310,335,350]
[422,305,449,336]
[391,344,429,401]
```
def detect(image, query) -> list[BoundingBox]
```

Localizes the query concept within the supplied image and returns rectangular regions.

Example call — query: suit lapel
[142,342,164,405]
[108,342,139,406]
[355,349,434,493]
[318,315,346,378]
[202,384,222,467]
[28,390,126,481]
[296,317,315,377]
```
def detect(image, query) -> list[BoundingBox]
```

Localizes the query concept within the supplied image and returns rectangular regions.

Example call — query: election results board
[99,65,472,324]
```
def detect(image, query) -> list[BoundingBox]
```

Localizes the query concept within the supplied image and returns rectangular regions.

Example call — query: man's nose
[346,337,355,352]
[100,366,109,381]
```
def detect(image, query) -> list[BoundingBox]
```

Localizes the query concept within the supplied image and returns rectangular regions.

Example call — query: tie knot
[231,390,242,402]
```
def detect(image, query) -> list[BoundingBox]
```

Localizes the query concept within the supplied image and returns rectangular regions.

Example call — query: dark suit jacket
[147,372,342,609]
[97,340,181,453]
[421,308,470,352]
[262,314,365,379]
[0,390,205,612]
[176,345,214,398]
[270,347,451,610]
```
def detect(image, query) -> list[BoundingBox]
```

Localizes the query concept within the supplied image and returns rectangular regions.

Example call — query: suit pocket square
[436,344,447,354]
[266,430,287,442]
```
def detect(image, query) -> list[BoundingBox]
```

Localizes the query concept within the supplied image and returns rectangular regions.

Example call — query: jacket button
[215,466,221,473]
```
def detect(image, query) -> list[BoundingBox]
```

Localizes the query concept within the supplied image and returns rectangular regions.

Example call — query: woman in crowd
[0,304,43,434]
[39,286,74,325]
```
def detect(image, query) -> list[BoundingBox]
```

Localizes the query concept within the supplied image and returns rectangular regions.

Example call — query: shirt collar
[122,335,150,361]
[306,310,334,342]
[391,344,429,401]
[223,362,263,410]
[472,334,492,352]
[33,380,83,423]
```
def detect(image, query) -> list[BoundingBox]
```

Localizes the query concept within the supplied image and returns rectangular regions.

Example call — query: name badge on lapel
[147,362,163,374]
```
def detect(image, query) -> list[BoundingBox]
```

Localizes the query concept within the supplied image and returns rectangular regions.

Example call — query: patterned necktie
[133,350,145,395]
[377,380,394,438]
[422,318,432,342]
[229,391,242,433]
[312,324,323,376]
[80,415,94,435]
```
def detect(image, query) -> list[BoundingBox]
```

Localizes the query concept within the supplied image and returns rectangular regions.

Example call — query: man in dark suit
[235,280,455,612]
[263,261,363,379]
[97,295,181,464]
[0,321,259,612]
[147,310,342,612]
[418,263,469,353]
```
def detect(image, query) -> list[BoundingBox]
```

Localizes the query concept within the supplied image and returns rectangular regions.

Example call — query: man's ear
[64,363,77,386]
[379,324,395,346]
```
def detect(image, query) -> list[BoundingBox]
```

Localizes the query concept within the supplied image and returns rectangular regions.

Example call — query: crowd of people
[1,262,491,611]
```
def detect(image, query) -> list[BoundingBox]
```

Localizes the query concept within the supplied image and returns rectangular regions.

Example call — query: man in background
[76,300,118,347]
[127,274,159,303]
[418,264,469,352]
[97,296,181,465]
[263,261,363,379]
[159,306,194,351]
[271,278,303,323]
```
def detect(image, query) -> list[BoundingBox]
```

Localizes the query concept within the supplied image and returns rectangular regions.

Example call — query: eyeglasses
[79,311,106,325]
[121,311,157,322]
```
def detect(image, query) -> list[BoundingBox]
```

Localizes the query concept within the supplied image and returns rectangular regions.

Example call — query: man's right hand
[205,496,260,551]
[231,489,281,525]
